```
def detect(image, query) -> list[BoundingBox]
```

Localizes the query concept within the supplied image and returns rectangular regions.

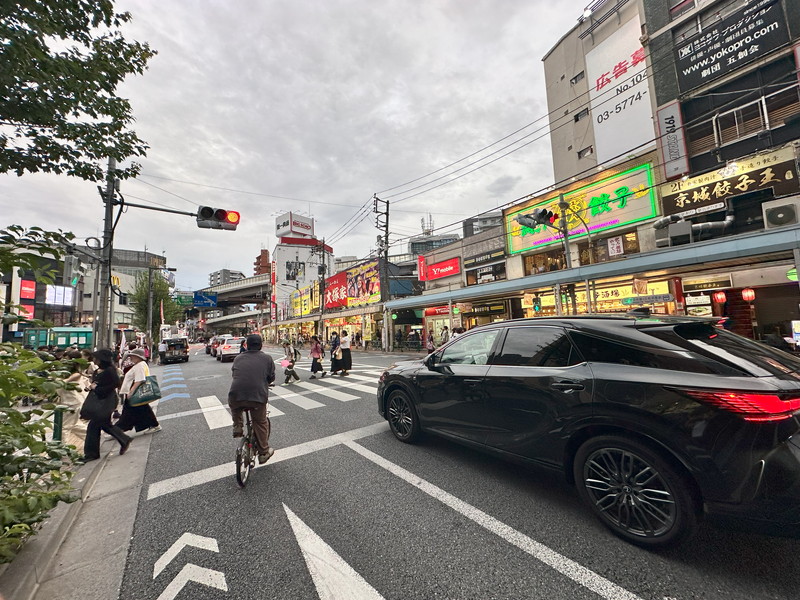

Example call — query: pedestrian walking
[57,349,87,449]
[82,348,131,462]
[281,341,301,385]
[157,340,167,365]
[338,330,352,376]
[116,348,161,435]
[329,331,342,375]
[309,335,326,379]
[440,326,450,345]
[426,329,435,352]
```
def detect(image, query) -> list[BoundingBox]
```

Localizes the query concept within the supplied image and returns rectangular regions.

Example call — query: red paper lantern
[741,288,756,302]
[712,290,727,303]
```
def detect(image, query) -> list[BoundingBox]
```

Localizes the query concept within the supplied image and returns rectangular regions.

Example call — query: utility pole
[146,267,154,348]
[317,238,326,339]
[97,157,117,350]
[374,195,390,350]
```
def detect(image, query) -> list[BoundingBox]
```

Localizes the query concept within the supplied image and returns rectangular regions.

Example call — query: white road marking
[146,422,388,500]
[156,564,227,600]
[344,441,643,600]
[337,373,377,384]
[160,403,284,421]
[292,381,359,402]
[153,532,218,578]
[284,504,384,600]
[196,395,232,430]
[269,387,325,409]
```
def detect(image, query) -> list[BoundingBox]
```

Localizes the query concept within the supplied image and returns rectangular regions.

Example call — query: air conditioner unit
[762,198,800,229]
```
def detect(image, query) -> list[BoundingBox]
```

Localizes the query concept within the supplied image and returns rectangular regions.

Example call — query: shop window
[570,71,585,85]
[524,249,566,275]
[577,146,594,159]
[578,231,639,265]
[493,327,580,368]
[574,108,589,123]
[669,0,695,21]
[686,83,800,157]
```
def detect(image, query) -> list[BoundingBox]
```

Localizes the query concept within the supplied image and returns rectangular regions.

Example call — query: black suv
[377,314,800,547]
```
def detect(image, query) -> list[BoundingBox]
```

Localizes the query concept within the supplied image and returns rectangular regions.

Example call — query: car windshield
[643,322,800,380]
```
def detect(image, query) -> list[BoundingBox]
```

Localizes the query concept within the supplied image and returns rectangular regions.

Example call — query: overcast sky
[2,0,589,290]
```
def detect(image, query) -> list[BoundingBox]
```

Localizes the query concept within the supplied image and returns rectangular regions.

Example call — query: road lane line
[159,403,284,422]
[196,396,231,430]
[284,504,384,599]
[344,441,644,600]
[146,422,388,500]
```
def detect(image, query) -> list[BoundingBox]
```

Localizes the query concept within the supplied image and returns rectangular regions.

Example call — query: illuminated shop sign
[324,272,348,309]
[505,164,657,255]
[347,260,381,307]
[424,257,461,281]
[660,146,800,217]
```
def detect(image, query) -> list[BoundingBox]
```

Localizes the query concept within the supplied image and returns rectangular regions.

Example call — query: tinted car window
[438,330,500,365]
[644,323,800,379]
[494,327,580,367]
[568,330,741,375]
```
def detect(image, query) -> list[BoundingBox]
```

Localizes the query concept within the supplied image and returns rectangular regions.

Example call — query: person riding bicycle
[228,334,276,464]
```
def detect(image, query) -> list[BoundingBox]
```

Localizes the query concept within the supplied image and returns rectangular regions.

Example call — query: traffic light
[196,206,241,230]
[516,208,559,229]
[532,295,542,313]
[62,255,81,286]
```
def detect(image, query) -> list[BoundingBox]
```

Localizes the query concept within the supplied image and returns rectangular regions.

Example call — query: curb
[0,447,111,600]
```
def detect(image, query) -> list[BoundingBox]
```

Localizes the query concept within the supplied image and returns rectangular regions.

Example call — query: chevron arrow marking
[153,532,219,578]
[156,564,227,600]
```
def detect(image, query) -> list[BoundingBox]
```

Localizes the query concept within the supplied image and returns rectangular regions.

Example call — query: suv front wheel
[573,435,699,548]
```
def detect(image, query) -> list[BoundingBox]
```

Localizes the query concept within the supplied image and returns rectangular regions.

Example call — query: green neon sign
[505,163,657,255]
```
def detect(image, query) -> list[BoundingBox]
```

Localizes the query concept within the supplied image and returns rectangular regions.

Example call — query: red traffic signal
[197,206,240,230]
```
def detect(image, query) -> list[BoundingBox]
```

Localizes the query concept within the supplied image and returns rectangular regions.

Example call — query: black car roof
[470,313,722,331]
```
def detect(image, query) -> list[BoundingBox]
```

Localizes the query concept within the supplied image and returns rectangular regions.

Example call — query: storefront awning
[386,225,800,310]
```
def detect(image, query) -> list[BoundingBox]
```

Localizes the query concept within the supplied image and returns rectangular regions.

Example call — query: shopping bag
[79,390,116,421]
[128,375,162,406]
[280,359,290,368]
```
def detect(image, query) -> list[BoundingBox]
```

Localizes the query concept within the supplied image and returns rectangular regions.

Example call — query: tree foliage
[129,271,184,343]
[0,226,81,563]
[0,0,157,181]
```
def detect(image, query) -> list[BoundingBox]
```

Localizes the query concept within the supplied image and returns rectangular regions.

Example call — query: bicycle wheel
[235,436,253,488]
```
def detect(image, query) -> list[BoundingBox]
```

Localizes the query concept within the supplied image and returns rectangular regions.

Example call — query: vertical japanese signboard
[656,101,690,180]
[585,15,654,165]
[324,272,348,309]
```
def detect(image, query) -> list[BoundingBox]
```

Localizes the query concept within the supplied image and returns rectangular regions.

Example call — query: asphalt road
[117,345,800,600]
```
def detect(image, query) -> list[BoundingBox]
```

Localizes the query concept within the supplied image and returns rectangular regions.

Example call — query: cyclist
[228,334,276,464]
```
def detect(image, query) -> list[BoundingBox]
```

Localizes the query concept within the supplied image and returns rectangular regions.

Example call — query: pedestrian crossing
[158,361,383,430]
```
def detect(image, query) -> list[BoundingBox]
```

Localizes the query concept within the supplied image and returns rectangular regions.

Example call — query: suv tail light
[222,345,230,349]
[674,388,800,422]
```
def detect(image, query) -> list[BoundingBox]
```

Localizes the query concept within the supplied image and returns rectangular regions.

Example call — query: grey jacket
[228,351,276,404]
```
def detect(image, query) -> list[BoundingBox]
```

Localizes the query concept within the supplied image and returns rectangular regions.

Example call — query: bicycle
[235,409,257,488]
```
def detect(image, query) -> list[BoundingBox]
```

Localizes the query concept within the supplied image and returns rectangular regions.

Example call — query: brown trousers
[228,399,271,454]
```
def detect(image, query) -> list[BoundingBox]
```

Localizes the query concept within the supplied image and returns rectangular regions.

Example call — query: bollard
[53,408,63,442]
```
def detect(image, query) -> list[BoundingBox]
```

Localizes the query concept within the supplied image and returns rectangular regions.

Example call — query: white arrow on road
[153,532,219,578]
[156,564,227,600]
[284,504,384,600]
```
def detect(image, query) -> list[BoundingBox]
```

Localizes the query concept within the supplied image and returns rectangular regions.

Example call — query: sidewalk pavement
[0,427,154,600]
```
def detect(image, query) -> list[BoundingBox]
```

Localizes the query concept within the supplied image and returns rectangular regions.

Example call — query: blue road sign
[193,292,218,308]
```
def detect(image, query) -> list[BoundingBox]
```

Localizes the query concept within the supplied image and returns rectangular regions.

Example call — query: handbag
[128,375,162,406]
[334,348,342,360]
[79,390,116,421]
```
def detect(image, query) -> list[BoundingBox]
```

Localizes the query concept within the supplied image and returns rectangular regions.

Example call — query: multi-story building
[209,269,246,286]
[253,249,271,276]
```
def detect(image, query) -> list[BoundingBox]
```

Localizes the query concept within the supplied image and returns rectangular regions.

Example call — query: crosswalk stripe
[269,387,325,409]
[337,373,377,384]
[197,395,231,430]
[290,381,359,402]
[342,383,377,395]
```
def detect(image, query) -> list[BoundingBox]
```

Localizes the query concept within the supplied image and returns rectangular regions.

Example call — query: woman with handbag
[338,330,352,376]
[82,349,131,462]
[309,335,326,379]
[329,331,342,376]
[116,348,161,435]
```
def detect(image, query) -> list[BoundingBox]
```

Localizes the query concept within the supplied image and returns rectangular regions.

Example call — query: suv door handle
[464,378,483,384]
[551,381,584,392]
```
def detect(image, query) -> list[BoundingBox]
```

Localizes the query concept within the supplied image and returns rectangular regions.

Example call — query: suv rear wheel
[574,435,699,548]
